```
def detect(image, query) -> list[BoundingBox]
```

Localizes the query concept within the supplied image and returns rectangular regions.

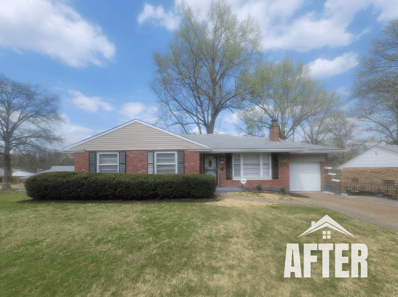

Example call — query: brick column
[126,151,147,174]
[74,152,89,172]
[185,151,200,174]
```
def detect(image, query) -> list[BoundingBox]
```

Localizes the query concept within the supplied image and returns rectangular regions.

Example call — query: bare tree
[152,0,262,134]
[298,100,340,145]
[6,150,74,173]
[324,110,380,166]
[0,74,63,187]
[326,110,357,149]
[351,19,398,144]
[237,58,338,139]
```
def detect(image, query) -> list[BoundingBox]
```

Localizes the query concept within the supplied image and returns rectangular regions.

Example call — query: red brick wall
[321,162,328,186]
[218,153,290,188]
[126,151,147,174]
[185,151,200,174]
[322,164,341,189]
[74,150,200,175]
[75,152,89,172]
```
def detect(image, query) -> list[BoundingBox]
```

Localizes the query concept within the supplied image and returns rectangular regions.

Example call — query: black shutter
[271,153,279,179]
[119,151,126,173]
[147,151,154,174]
[89,152,96,173]
[226,153,232,180]
[177,151,184,174]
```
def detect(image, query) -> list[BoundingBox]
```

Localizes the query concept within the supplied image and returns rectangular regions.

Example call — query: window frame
[97,152,119,173]
[154,151,178,174]
[232,153,272,180]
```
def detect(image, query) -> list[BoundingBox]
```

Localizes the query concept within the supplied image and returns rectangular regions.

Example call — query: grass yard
[1,193,398,297]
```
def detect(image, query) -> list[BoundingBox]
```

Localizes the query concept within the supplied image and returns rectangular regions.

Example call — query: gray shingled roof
[20,166,75,180]
[183,134,345,153]
[377,145,398,154]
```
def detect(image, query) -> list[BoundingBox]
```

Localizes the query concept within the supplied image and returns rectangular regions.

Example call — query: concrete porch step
[216,186,243,193]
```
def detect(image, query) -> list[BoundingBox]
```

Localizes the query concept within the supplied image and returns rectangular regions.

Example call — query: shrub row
[25,172,216,200]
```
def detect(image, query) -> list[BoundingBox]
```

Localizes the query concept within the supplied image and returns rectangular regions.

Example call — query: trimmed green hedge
[25,172,216,200]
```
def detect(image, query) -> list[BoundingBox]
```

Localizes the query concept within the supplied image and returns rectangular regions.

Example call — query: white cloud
[336,87,349,96]
[308,52,359,78]
[58,114,93,146]
[222,112,240,125]
[0,0,116,67]
[138,0,398,51]
[119,102,158,123]
[137,3,180,31]
[68,89,113,113]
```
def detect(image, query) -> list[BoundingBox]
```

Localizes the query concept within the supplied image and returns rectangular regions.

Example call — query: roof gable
[63,120,208,151]
[338,145,398,169]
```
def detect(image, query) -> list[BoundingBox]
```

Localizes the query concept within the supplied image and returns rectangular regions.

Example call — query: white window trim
[154,151,178,174]
[232,153,272,180]
[97,152,119,173]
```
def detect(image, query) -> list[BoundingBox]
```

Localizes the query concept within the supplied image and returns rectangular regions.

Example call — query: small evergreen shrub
[256,184,263,191]
[7,175,15,183]
[25,172,216,200]
[280,187,286,194]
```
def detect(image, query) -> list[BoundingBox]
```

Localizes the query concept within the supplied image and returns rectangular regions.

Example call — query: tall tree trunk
[2,147,11,190]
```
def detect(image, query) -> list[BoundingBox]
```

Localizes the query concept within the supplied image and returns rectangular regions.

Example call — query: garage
[289,161,321,192]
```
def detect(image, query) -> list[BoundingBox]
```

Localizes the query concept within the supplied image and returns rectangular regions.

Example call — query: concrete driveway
[303,192,398,232]
[221,191,398,232]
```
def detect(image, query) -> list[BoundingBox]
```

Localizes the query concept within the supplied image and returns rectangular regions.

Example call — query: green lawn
[1,193,397,297]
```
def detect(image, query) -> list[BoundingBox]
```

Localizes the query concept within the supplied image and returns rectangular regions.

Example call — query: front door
[204,155,217,183]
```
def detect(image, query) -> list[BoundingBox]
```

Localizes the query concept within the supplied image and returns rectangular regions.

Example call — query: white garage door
[289,162,321,192]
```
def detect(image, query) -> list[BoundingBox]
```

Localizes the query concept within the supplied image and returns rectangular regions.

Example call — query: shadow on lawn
[18,197,223,204]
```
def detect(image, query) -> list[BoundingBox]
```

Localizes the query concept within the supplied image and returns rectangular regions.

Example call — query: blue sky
[1,0,398,146]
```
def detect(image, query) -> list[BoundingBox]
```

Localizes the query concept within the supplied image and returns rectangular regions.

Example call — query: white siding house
[338,146,398,169]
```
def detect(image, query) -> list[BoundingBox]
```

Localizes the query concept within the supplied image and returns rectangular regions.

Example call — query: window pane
[262,154,270,178]
[99,165,118,173]
[99,153,117,164]
[157,164,176,174]
[262,165,270,178]
[233,154,240,178]
[262,153,270,165]
[157,153,176,164]
[234,164,241,178]
[243,154,260,178]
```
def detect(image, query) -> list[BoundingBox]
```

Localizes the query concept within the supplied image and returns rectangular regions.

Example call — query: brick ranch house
[338,145,398,186]
[62,119,345,192]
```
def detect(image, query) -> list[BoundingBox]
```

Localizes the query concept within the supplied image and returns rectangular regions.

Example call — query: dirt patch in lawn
[242,189,309,198]
[232,192,299,201]
[212,198,271,207]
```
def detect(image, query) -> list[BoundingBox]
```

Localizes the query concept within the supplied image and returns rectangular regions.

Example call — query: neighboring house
[62,119,345,192]
[19,166,75,180]
[12,170,34,182]
[338,145,398,185]
[0,168,34,182]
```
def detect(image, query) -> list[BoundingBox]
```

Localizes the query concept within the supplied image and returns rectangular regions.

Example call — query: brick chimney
[270,119,280,142]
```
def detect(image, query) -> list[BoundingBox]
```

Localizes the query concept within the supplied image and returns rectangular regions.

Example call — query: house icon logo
[298,215,354,239]
[284,215,367,278]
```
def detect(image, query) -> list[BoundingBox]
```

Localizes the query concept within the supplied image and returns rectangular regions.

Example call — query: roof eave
[60,149,86,153]
[189,148,306,153]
